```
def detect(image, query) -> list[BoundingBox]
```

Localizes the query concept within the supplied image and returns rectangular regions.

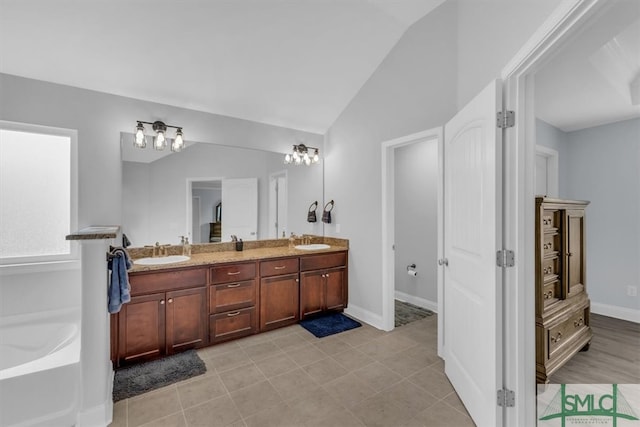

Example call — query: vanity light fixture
[133,120,185,152]
[284,144,320,166]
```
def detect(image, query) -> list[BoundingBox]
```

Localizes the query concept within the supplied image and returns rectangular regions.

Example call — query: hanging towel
[108,248,132,314]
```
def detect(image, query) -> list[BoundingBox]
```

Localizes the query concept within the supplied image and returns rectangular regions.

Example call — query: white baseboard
[591,302,640,324]
[344,304,384,330]
[394,291,438,313]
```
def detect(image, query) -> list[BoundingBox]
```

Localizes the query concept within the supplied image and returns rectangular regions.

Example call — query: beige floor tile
[140,412,186,427]
[380,351,436,378]
[243,401,304,427]
[402,400,476,427]
[183,395,242,427]
[336,327,384,347]
[377,380,439,418]
[197,341,241,359]
[357,337,406,361]
[313,335,353,356]
[109,400,127,427]
[271,332,309,350]
[127,387,182,427]
[302,356,349,384]
[322,372,377,408]
[330,347,376,371]
[287,343,328,366]
[269,367,321,401]
[443,391,472,418]
[218,363,266,393]
[351,393,413,427]
[243,341,284,362]
[352,361,404,391]
[177,374,228,409]
[304,407,366,427]
[407,367,454,399]
[286,387,346,420]
[235,332,272,348]
[208,349,252,373]
[254,353,298,378]
[229,380,283,418]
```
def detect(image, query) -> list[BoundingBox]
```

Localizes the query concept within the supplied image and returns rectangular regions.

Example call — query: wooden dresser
[535,197,592,383]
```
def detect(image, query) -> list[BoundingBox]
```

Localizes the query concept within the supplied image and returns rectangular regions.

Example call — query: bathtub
[0,308,81,427]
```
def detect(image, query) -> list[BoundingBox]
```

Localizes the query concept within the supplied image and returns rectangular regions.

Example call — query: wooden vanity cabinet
[259,258,300,331]
[300,252,348,319]
[114,267,207,366]
[535,197,592,383]
[209,262,258,343]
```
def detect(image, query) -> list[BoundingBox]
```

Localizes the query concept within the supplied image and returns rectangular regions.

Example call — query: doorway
[188,178,222,244]
[381,127,443,346]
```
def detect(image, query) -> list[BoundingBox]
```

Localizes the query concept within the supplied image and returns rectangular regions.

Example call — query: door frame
[535,145,559,197]
[500,1,606,425]
[380,127,443,351]
[186,177,223,243]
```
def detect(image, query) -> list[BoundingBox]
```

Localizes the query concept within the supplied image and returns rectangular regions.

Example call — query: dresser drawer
[542,234,560,257]
[542,210,560,231]
[548,308,588,357]
[210,262,256,284]
[300,252,347,271]
[209,307,257,343]
[542,280,561,307]
[209,279,256,314]
[542,258,559,281]
[130,268,207,296]
[260,258,299,277]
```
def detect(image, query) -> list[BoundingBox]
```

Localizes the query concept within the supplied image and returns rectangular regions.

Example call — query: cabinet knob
[160,300,165,305]
[168,298,173,304]
[566,252,573,257]
[325,273,330,278]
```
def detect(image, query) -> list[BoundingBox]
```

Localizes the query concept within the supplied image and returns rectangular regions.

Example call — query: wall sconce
[134,120,185,152]
[284,144,320,166]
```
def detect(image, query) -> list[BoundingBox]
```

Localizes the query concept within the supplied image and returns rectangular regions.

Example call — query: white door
[221,178,258,241]
[443,79,502,427]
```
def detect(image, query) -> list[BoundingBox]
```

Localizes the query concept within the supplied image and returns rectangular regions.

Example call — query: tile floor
[109,314,476,427]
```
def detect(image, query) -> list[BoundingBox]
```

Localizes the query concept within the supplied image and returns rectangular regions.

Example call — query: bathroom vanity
[110,239,348,367]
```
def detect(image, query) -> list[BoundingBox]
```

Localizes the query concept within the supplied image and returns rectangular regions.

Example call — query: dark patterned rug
[113,349,206,401]
[395,300,434,327]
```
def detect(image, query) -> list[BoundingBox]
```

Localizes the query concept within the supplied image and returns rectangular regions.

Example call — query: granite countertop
[66,226,120,240]
[128,237,348,273]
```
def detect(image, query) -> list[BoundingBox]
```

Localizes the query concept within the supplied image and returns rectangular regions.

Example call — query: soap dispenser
[183,237,191,256]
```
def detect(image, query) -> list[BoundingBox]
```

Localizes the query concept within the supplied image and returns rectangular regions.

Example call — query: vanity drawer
[209,307,257,343]
[260,258,299,277]
[542,210,560,231]
[300,252,347,271]
[542,234,560,257]
[542,257,559,281]
[210,262,256,284]
[548,308,588,357]
[129,268,207,296]
[542,280,562,307]
[209,279,257,314]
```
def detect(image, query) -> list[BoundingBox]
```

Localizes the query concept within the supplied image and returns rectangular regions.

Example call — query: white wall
[536,118,570,197]
[456,0,561,109]
[563,118,640,313]
[394,139,438,305]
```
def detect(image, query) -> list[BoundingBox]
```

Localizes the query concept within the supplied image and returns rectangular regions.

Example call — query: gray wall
[563,119,640,311]
[325,0,558,321]
[394,139,438,305]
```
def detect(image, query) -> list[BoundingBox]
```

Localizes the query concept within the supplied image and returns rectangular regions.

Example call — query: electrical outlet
[335,224,341,234]
[628,286,638,297]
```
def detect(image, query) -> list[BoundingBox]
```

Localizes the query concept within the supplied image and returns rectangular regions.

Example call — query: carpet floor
[395,299,434,327]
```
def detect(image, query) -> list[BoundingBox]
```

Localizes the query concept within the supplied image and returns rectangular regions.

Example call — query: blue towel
[108,248,132,314]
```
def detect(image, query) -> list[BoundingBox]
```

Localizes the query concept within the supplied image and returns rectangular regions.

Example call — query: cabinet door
[260,273,299,331]
[565,209,586,297]
[325,267,346,311]
[300,270,324,319]
[166,287,207,353]
[118,293,165,364]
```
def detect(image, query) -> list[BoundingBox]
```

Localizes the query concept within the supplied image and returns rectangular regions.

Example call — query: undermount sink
[294,244,331,251]
[134,255,191,265]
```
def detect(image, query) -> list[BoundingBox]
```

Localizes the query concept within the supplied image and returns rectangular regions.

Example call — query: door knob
[438,258,449,266]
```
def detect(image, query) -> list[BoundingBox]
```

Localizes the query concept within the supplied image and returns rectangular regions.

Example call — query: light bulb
[284,153,291,164]
[154,130,166,150]
[292,150,300,161]
[303,152,310,165]
[172,129,184,152]
[133,122,146,148]
[312,149,319,163]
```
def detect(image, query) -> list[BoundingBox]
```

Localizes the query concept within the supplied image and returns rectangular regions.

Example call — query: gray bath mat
[395,300,434,327]
[113,350,206,401]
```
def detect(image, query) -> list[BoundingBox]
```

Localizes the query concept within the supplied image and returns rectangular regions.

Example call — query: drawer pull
[160,300,165,305]
[168,298,173,303]
[227,271,241,276]
[544,291,553,299]
[227,311,241,317]
[227,283,241,288]
[574,317,584,328]
[274,266,286,270]
[544,266,553,275]
[550,331,562,343]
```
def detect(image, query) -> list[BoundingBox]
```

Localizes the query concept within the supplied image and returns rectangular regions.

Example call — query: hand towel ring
[322,200,334,224]
[307,201,318,223]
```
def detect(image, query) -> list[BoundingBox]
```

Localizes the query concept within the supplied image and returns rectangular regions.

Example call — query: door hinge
[496,250,515,267]
[497,388,515,407]
[497,110,515,128]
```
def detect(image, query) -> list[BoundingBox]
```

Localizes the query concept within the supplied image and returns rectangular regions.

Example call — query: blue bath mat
[300,312,362,338]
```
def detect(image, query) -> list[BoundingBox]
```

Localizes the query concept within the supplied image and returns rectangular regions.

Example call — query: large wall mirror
[121,134,324,247]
